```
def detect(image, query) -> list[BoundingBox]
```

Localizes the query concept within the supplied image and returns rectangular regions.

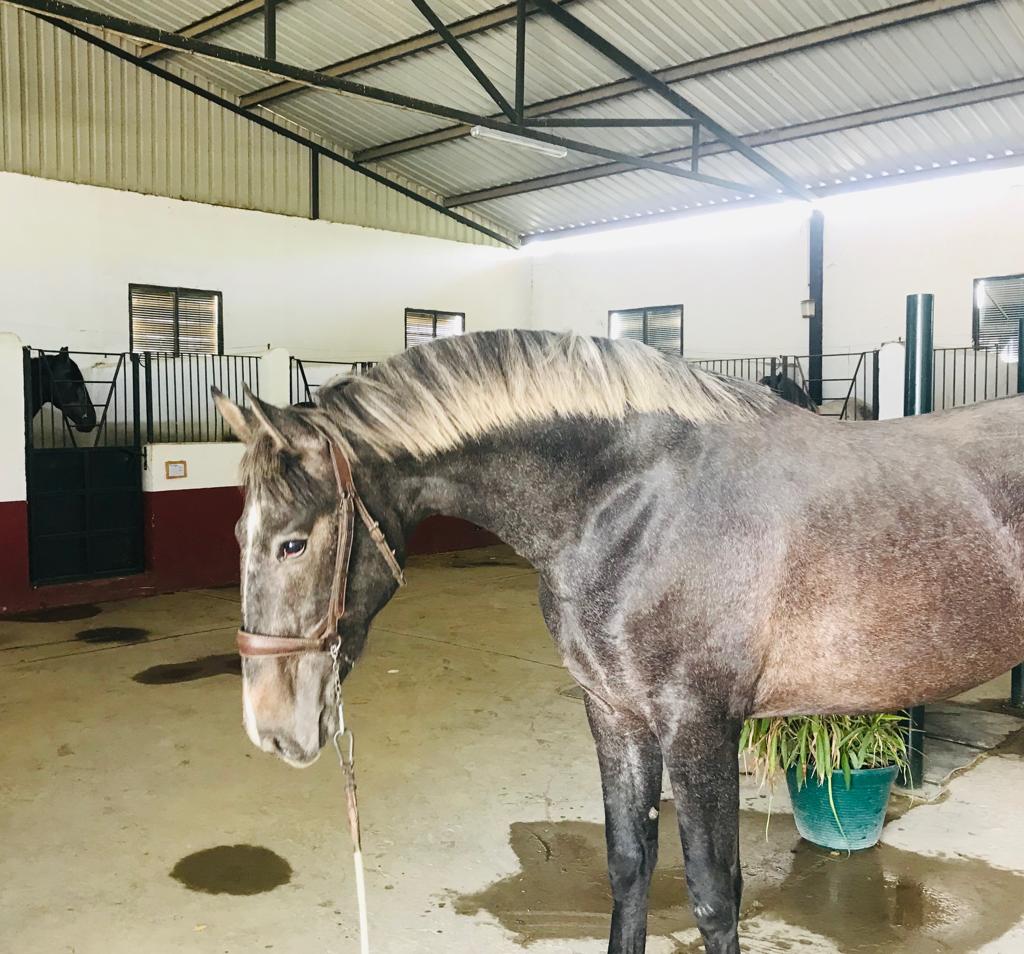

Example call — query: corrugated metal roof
[18,0,1024,239]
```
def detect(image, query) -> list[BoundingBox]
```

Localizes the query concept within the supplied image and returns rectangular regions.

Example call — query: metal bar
[15,1,773,198]
[514,0,526,124]
[1012,665,1023,708]
[130,353,141,450]
[445,76,1024,207]
[690,123,700,173]
[310,147,320,221]
[356,0,992,163]
[140,0,282,59]
[900,706,927,788]
[263,0,276,61]
[31,13,516,247]
[530,0,806,199]
[871,350,880,420]
[243,0,578,109]
[144,353,153,443]
[808,211,824,405]
[410,0,515,119]
[521,117,698,127]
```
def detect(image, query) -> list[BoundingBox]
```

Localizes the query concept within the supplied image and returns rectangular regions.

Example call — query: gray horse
[214,330,1024,954]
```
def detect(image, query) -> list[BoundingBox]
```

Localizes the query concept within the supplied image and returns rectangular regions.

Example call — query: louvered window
[130,285,222,355]
[608,304,683,355]
[405,308,465,349]
[974,275,1024,358]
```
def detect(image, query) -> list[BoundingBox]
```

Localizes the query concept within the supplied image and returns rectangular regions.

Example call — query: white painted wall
[143,442,244,493]
[822,166,1024,353]
[527,203,812,360]
[0,172,531,361]
[528,165,1024,359]
[0,334,26,502]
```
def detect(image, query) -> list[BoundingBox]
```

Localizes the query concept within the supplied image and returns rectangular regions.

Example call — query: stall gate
[23,348,144,585]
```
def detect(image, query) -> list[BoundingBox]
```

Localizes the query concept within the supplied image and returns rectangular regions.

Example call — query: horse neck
[364,414,662,569]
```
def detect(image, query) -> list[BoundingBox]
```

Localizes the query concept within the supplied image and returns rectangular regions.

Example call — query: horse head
[213,387,404,767]
[39,348,97,432]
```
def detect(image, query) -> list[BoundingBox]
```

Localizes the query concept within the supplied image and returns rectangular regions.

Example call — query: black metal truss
[31,13,516,247]
[355,0,991,163]
[8,0,788,200]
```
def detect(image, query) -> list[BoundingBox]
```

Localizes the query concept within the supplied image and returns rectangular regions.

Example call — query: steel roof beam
[410,0,515,120]
[139,0,285,60]
[239,0,580,110]
[31,12,518,247]
[6,0,779,198]
[530,0,806,199]
[355,0,992,164]
[445,76,1024,207]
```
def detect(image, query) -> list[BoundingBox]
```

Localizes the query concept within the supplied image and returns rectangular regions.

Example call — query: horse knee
[607,840,657,897]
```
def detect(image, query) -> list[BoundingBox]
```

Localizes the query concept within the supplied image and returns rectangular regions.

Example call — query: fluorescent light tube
[470,125,568,159]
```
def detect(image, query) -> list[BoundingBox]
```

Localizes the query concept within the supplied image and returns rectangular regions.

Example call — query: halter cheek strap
[235,441,405,659]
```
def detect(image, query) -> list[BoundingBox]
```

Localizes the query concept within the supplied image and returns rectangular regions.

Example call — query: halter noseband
[235,441,405,659]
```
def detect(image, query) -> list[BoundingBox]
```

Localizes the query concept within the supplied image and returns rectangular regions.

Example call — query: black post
[310,147,320,220]
[871,349,880,420]
[143,352,154,444]
[514,0,526,124]
[264,0,276,61]
[130,353,141,450]
[901,292,935,786]
[808,211,824,405]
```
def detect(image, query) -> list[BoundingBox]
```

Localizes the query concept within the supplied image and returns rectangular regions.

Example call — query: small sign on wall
[165,460,188,480]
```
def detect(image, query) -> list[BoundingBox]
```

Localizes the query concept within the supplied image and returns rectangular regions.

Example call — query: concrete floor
[2,545,1023,954]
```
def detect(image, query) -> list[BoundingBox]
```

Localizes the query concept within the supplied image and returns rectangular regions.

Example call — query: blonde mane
[305,330,770,462]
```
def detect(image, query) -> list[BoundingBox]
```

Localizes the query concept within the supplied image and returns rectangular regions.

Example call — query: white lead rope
[333,696,370,954]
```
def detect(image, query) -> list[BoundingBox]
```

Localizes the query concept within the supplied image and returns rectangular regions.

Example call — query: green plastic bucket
[786,765,898,851]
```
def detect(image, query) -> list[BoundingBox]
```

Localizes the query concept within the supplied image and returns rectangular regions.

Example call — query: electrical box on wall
[165,460,188,480]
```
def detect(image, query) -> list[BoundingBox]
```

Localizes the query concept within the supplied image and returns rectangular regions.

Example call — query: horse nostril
[271,736,285,755]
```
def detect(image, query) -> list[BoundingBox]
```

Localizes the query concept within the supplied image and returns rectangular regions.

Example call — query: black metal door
[24,349,144,585]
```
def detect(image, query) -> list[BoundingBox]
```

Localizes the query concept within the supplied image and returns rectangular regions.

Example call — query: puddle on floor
[132,653,240,684]
[76,626,149,644]
[455,802,1024,954]
[171,845,291,895]
[3,604,101,622]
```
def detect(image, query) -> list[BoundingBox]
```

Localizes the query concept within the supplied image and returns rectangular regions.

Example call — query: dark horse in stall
[30,347,96,432]
[213,331,1024,954]
[758,370,817,411]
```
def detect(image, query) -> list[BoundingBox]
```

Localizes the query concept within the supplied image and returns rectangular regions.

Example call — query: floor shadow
[76,626,149,644]
[3,604,101,623]
[132,653,241,685]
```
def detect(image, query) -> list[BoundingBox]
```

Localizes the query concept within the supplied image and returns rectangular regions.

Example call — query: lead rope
[331,645,370,954]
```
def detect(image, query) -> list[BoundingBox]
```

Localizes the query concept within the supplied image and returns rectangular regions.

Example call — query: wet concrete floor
[1,545,1022,953]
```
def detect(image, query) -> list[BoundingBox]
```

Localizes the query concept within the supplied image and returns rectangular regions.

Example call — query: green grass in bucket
[739,713,910,842]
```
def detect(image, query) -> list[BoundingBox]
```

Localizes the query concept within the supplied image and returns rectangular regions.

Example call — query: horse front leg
[585,695,663,954]
[662,712,743,954]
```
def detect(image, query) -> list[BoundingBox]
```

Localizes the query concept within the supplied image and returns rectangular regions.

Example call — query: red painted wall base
[0,491,496,615]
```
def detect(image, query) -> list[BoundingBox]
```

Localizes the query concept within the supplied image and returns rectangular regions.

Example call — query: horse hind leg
[660,710,743,954]
[584,696,663,954]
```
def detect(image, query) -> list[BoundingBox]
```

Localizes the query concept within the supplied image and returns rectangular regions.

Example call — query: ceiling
[26,0,1024,242]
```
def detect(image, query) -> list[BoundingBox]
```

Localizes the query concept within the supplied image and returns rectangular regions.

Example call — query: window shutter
[405,310,437,349]
[405,309,465,348]
[644,305,683,354]
[433,312,465,338]
[130,286,177,353]
[976,277,1024,357]
[176,290,221,354]
[609,308,645,343]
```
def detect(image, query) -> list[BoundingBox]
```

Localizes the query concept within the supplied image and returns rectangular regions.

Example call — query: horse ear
[59,346,69,354]
[211,387,256,442]
[242,384,292,453]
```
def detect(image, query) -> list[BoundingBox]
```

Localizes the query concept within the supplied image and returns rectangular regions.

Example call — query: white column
[258,347,291,406]
[877,341,906,421]
[0,333,26,503]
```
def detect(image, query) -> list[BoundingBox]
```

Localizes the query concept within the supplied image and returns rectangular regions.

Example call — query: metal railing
[142,352,260,442]
[693,351,879,420]
[932,346,1019,411]
[24,348,141,449]
[289,357,376,405]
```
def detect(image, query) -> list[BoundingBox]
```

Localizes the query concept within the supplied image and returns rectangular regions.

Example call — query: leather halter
[235,441,405,659]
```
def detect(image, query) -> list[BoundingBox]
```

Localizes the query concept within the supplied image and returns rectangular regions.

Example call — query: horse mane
[241,331,774,490]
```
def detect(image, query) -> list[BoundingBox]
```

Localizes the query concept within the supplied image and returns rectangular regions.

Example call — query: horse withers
[215,331,1024,954]
[30,347,96,432]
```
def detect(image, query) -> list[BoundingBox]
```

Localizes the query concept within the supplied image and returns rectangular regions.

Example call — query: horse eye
[279,540,306,559]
